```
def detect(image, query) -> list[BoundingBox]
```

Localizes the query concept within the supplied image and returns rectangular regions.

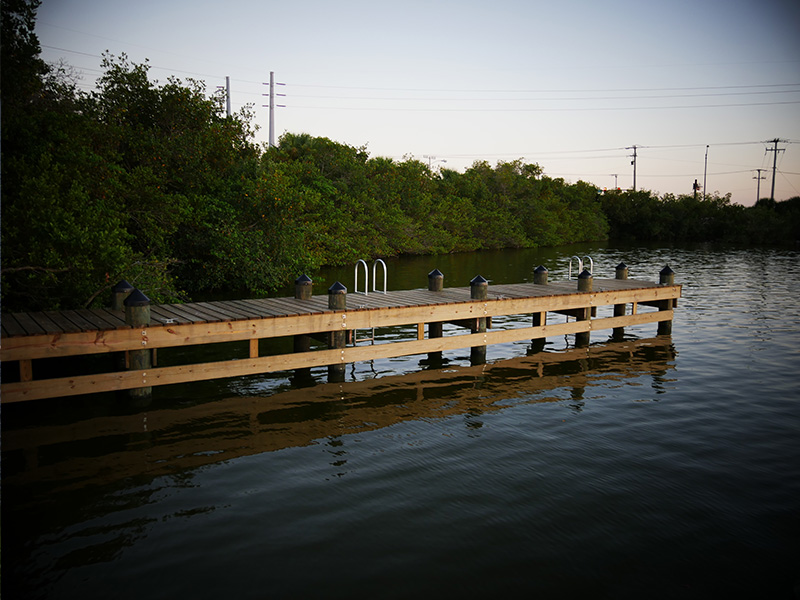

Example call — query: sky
[35,0,800,206]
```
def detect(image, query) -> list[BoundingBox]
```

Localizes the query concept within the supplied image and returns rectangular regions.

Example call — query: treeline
[2,1,798,312]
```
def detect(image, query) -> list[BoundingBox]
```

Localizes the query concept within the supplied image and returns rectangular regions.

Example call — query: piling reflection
[2,337,676,496]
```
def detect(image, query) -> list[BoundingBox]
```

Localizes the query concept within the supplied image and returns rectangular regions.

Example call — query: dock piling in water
[575,269,593,346]
[470,275,488,365]
[124,289,152,400]
[613,262,629,339]
[658,265,676,335]
[328,281,347,382]
[427,269,444,364]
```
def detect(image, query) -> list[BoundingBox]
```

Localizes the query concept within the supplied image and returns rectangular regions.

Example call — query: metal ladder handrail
[568,256,583,279]
[352,259,389,344]
[568,255,594,279]
[372,258,387,294]
[354,259,369,295]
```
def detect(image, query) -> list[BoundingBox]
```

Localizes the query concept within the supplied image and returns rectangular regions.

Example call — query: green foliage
[4,1,795,313]
[600,190,800,245]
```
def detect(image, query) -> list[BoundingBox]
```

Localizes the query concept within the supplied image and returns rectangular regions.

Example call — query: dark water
[3,243,800,599]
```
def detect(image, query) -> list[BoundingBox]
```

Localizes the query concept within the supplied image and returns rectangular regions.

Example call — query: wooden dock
[0,269,681,403]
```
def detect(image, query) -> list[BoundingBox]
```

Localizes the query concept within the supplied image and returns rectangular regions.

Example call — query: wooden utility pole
[753,169,767,203]
[765,138,786,201]
[627,145,638,191]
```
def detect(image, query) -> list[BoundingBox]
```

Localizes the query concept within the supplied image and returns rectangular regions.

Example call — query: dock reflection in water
[3,337,674,495]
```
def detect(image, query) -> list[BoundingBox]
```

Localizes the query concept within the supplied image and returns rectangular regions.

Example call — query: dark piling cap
[295,274,312,284]
[113,280,134,293]
[428,268,443,278]
[534,265,548,274]
[470,275,488,286]
[124,289,150,307]
[660,265,674,276]
[616,262,627,270]
[578,269,593,279]
[328,281,347,294]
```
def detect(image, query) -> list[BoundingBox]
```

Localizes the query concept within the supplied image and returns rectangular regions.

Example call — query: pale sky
[36,0,800,205]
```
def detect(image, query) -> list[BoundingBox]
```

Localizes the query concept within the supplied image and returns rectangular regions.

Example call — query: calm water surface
[2,243,799,599]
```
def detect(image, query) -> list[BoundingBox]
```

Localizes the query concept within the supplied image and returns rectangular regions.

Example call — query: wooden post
[111,280,134,312]
[327,281,347,382]
[613,262,628,340]
[427,269,444,364]
[295,274,313,300]
[470,275,488,365]
[575,269,592,347]
[111,280,135,369]
[124,289,152,400]
[531,266,548,352]
[657,265,675,335]
[292,275,313,380]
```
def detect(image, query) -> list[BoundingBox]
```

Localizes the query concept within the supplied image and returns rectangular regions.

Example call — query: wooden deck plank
[10,312,47,336]
[69,308,121,331]
[95,309,128,329]
[1,314,29,337]
[233,298,294,317]
[192,301,253,322]
[149,305,192,325]
[42,311,85,334]
[157,304,211,323]
[213,300,276,319]
[59,310,108,332]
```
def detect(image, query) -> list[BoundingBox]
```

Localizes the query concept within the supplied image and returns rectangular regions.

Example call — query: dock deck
[0,276,681,403]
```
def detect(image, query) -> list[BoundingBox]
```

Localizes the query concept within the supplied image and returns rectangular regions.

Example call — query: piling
[427,269,444,364]
[657,265,675,335]
[575,269,593,346]
[327,281,347,382]
[531,266,548,352]
[613,262,628,339]
[470,275,488,364]
[293,275,314,380]
[124,289,152,400]
[111,280,134,312]
[295,274,313,300]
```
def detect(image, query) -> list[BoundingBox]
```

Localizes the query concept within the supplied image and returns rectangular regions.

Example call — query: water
[3,243,800,599]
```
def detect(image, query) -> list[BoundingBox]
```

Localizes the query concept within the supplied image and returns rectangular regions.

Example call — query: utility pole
[269,71,275,148]
[611,174,618,189]
[703,145,709,201]
[627,145,638,191]
[226,76,231,117]
[753,169,767,204]
[765,138,786,201]
[263,72,286,148]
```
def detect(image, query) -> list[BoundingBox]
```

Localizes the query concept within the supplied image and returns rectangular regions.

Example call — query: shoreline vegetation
[3,1,799,313]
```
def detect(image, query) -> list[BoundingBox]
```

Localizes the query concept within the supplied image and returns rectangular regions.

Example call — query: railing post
[427,269,444,364]
[575,269,593,347]
[657,265,675,335]
[470,275,488,365]
[613,262,628,340]
[531,266,548,352]
[111,280,134,312]
[295,274,313,300]
[292,275,313,381]
[124,289,152,400]
[328,281,347,382]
